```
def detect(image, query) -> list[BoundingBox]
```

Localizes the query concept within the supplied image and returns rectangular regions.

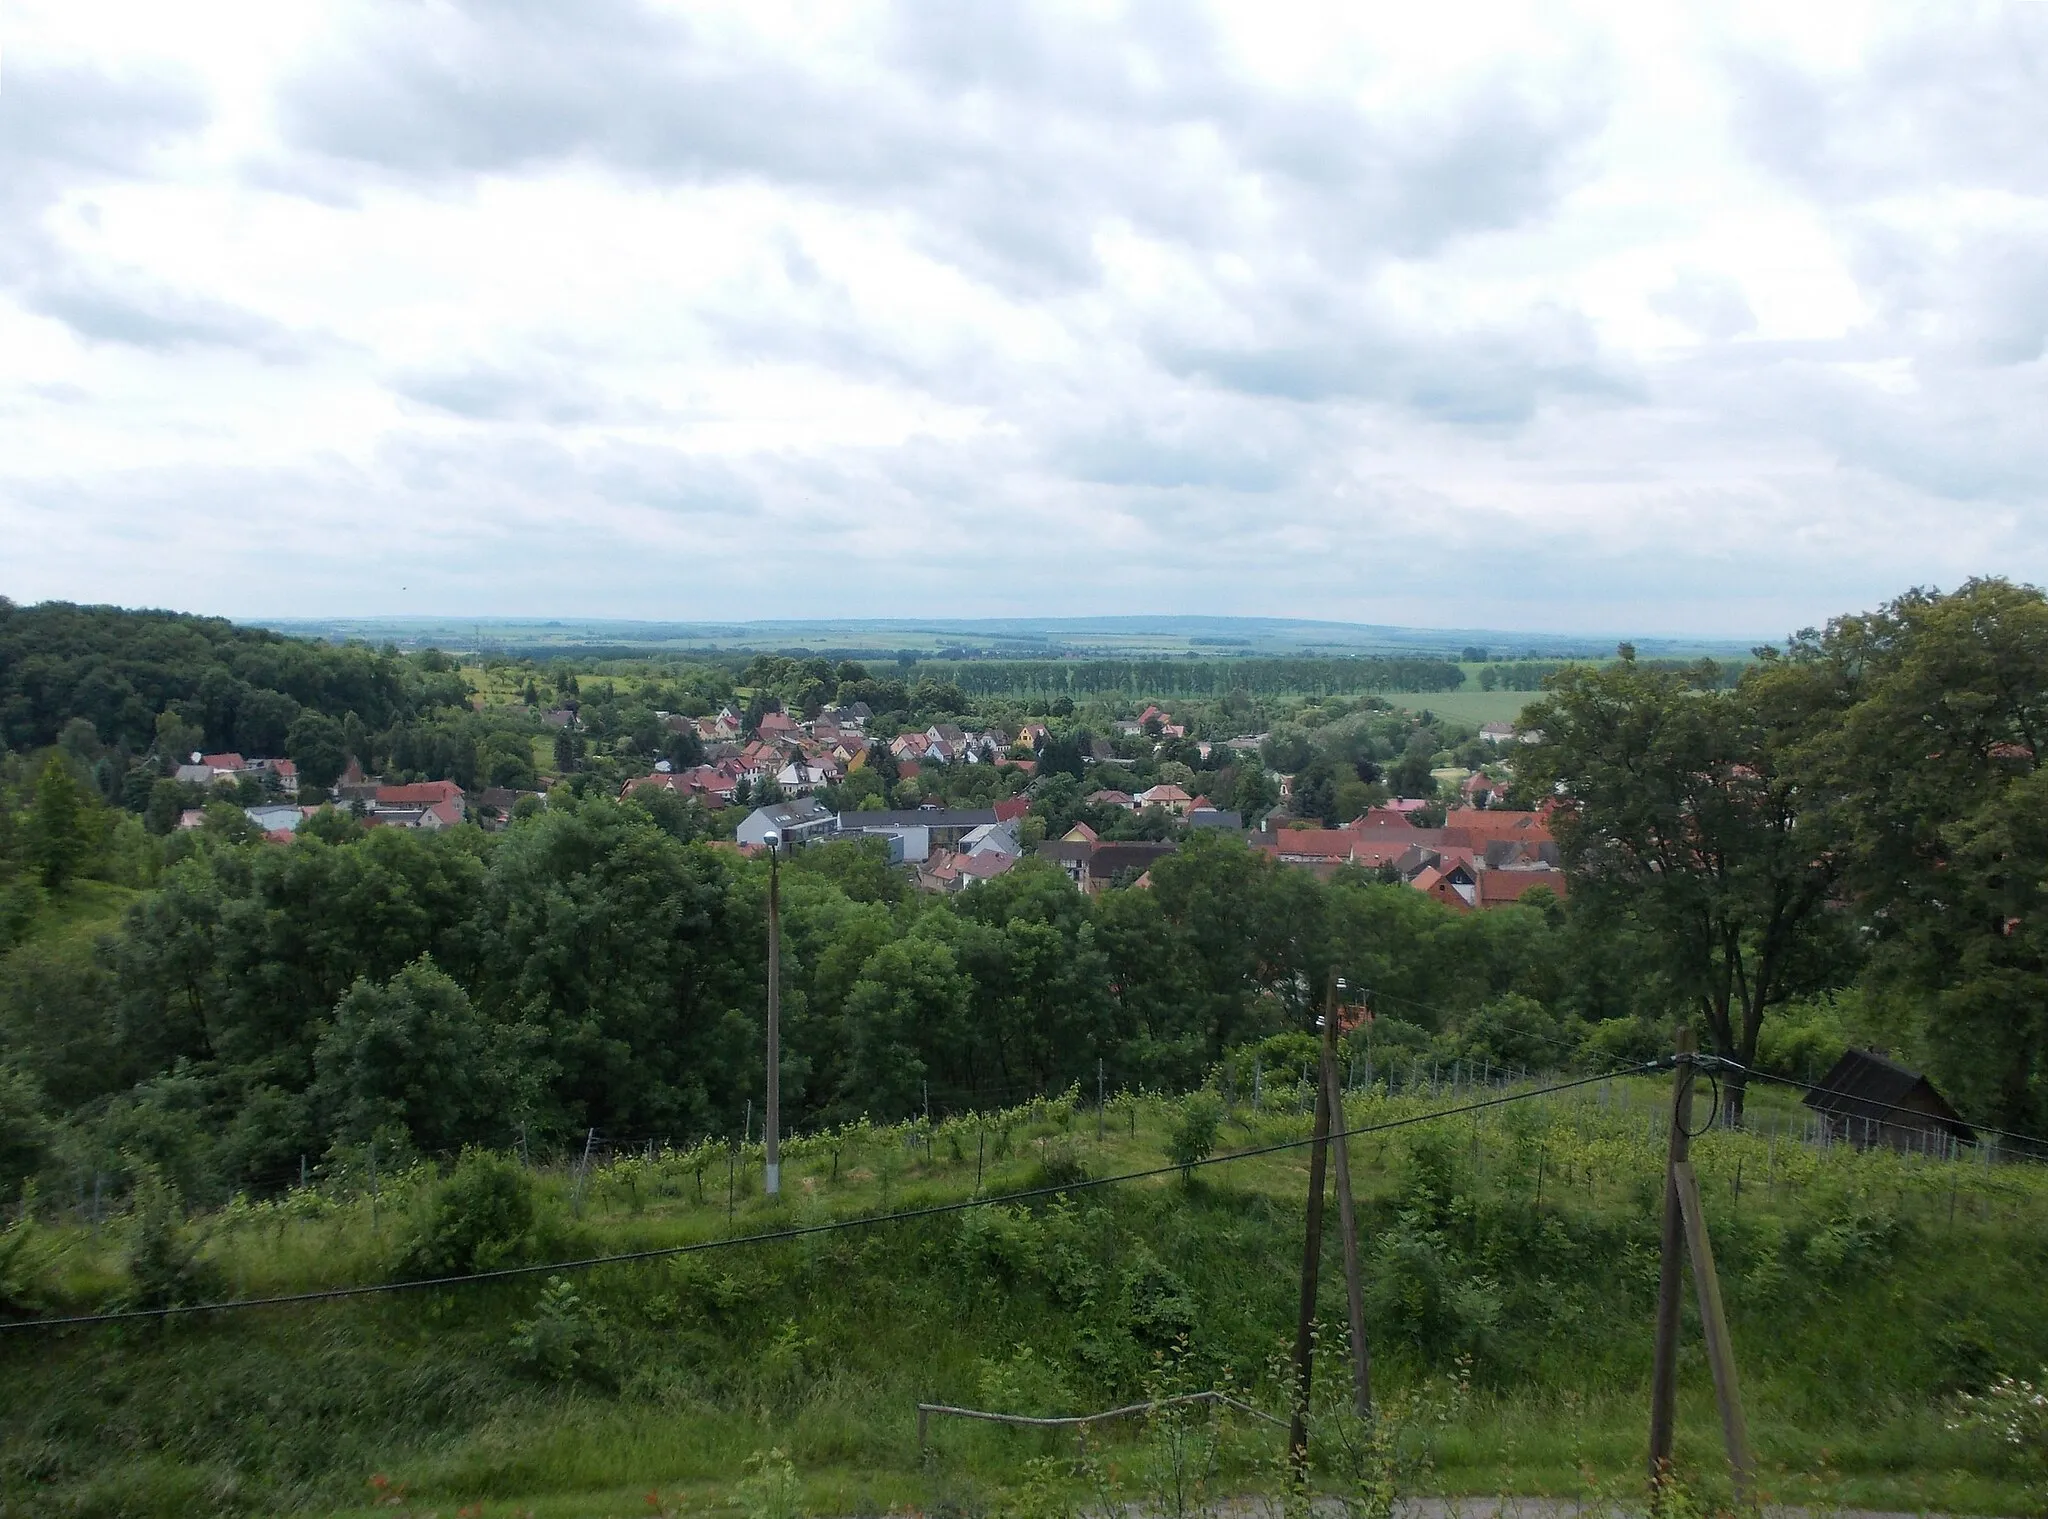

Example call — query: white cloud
[0,0,2044,635]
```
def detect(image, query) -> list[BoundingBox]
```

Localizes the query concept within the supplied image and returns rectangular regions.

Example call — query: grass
[4,1078,2044,1517]
[1386,688,1542,729]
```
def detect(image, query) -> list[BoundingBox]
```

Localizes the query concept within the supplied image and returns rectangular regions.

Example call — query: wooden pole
[1321,981,1372,1419]
[1286,1009,1335,1476]
[1674,1159,1755,1502]
[1648,1027,1695,1487]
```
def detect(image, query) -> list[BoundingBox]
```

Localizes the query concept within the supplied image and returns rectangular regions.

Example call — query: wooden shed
[1801,1049,1975,1154]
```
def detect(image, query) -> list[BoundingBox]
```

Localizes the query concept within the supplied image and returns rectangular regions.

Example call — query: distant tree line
[917,657,1466,699]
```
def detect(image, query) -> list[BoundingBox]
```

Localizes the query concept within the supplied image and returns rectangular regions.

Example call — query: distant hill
[255,614,1755,662]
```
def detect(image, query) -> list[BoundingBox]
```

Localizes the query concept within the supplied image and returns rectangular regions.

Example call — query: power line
[0,1064,1652,1335]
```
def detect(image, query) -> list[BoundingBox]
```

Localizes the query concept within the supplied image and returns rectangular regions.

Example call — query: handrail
[916,1390,1284,1450]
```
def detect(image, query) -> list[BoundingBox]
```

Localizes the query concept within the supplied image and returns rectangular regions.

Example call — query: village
[175,695,1565,912]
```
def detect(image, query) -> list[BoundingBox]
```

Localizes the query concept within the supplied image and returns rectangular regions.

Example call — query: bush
[125,1170,221,1310]
[508,1275,611,1385]
[1167,1092,1223,1178]
[1027,1136,1089,1191]
[397,1149,541,1280]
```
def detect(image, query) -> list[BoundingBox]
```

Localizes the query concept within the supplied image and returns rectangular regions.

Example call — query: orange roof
[1476,869,1568,905]
[377,780,464,805]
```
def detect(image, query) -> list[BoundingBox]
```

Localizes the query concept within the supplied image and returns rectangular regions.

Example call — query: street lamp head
[762,829,781,850]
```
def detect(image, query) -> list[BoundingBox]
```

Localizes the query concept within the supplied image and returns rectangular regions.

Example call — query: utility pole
[1287,992,1335,1478]
[1648,1027,1696,1487]
[1323,976,1371,1419]
[764,830,782,1197]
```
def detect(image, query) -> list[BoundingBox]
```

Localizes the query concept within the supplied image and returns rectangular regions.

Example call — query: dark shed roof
[1801,1049,1975,1143]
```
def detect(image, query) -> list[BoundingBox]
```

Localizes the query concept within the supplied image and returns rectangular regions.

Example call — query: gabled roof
[1802,1050,1975,1140]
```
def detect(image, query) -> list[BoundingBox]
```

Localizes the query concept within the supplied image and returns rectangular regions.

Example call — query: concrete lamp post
[763,828,782,1197]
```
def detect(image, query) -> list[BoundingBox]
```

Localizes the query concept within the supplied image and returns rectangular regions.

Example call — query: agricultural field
[4,1073,2043,1518]
[1386,688,1540,729]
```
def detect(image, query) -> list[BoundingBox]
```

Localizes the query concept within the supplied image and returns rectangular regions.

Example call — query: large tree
[1521,649,1848,1119]
[1813,578,2048,1132]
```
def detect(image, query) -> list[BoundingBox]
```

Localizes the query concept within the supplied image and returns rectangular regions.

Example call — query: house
[1187,808,1243,831]
[1033,837,1178,894]
[918,847,1019,893]
[1137,783,1193,815]
[839,821,929,863]
[1802,1050,1976,1153]
[176,752,248,786]
[773,760,835,794]
[244,803,304,834]
[542,708,579,730]
[736,797,839,850]
[375,780,467,827]
[1413,860,1479,910]
[993,796,1032,825]
[958,851,1018,884]
[958,821,1023,859]
[756,710,801,741]
[621,769,731,809]
[1087,789,1136,812]
[1461,772,1504,807]
[365,804,446,832]
[244,757,300,796]
[1254,831,1416,872]
[1474,867,1568,907]
[1062,821,1099,843]
[1480,722,1518,744]
[835,808,998,849]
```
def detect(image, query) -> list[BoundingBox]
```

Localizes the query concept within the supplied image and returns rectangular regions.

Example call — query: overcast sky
[2,2,2044,638]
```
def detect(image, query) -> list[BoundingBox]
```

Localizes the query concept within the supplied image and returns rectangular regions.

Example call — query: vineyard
[4,1069,2045,1517]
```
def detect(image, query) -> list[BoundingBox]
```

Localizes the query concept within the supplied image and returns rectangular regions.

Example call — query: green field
[5,1076,2042,1517]
[1386,688,1542,728]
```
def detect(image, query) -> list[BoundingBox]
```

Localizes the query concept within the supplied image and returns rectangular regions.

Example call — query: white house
[736,797,839,850]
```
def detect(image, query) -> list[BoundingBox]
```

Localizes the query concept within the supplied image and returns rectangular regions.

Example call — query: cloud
[1729,10,2048,202]
[272,0,1605,288]
[0,58,207,193]
[1650,270,1757,342]
[0,3,2044,635]
[21,268,305,357]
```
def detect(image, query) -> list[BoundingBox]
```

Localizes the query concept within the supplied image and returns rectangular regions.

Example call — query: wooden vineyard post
[1286,997,1336,1478]
[1648,1027,1695,1487]
[1322,978,1372,1419]
[1675,1160,1755,1502]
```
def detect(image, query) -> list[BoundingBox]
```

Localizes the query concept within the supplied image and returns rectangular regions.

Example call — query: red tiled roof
[1476,868,1568,905]
[377,780,464,806]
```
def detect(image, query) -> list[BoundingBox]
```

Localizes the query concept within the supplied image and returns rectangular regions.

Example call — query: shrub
[1028,1136,1090,1191]
[508,1275,611,1385]
[1167,1092,1224,1179]
[125,1170,221,1310]
[734,1448,803,1519]
[397,1149,540,1279]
